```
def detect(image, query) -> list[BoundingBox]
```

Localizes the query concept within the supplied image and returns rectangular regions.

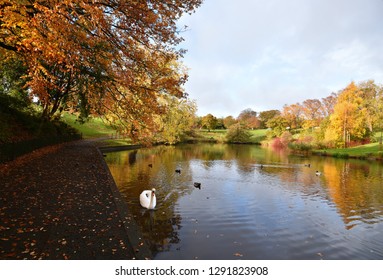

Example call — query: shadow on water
[105,143,383,259]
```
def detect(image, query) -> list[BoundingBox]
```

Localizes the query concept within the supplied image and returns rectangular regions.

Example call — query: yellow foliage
[327,82,369,146]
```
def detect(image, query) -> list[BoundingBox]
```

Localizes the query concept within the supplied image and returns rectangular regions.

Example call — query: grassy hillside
[0,95,81,162]
[61,113,116,139]
[0,95,79,144]
[60,113,136,146]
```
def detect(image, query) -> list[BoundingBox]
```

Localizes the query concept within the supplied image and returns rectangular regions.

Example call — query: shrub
[333,153,349,159]
[315,142,328,150]
[271,137,284,149]
[288,142,312,151]
[280,131,293,147]
[226,124,251,143]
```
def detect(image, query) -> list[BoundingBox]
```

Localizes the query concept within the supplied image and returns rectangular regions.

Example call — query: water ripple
[105,144,383,259]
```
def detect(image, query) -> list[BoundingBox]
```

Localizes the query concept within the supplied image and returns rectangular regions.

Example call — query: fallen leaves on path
[0,141,137,260]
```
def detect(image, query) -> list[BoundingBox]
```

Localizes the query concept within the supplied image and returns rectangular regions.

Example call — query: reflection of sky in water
[106,144,383,259]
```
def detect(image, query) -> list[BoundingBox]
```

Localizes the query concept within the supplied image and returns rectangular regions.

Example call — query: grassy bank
[61,113,134,146]
[194,129,267,144]
[315,142,383,160]
[0,97,82,162]
[64,113,268,146]
[61,113,116,139]
[0,96,80,144]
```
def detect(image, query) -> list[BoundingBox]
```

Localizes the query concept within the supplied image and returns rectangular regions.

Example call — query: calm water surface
[105,144,383,259]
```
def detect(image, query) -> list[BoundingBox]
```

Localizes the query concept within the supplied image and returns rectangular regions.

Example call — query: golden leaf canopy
[0,0,202,141]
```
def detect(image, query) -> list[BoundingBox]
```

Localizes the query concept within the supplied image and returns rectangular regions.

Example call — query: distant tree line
[196,108,282,131]
[197,80,383,148]
[196,108,261,131]
[267,80,383,148]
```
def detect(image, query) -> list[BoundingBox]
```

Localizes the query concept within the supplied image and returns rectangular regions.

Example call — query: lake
[104,143,383,259]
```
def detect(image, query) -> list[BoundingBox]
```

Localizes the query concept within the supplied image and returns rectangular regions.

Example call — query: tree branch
[0,41,18,52]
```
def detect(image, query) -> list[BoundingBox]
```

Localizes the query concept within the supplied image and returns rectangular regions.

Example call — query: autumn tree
[321,93,337,117]
[237,108,259,129]
[358,80,383,133]
[377,96,383,145]
[225,123,251,143]
[301,99,323,129]
[201,114,218,131]
[194,116,203,129]
[326,82,369,147]
[238,108,257,119]
[154,96,197,145]
[248,116,260,129]
[258,110,280,128]
[223,115,237,128]
[0,0,202,142]
[266,115,289,137]
[0,50,28,104]
[282,103,303,129]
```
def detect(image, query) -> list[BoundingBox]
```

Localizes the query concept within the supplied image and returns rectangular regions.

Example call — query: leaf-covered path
[0,140,150,259]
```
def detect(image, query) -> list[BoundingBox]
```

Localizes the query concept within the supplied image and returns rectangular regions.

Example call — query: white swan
[140,188,156,209]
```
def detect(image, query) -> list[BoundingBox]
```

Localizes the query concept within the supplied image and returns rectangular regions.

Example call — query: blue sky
[178,0,383,117]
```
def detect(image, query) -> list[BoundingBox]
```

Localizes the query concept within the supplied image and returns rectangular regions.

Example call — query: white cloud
[178,0,383,117]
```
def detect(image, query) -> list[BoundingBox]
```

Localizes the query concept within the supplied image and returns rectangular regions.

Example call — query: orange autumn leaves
[0,0,202,142]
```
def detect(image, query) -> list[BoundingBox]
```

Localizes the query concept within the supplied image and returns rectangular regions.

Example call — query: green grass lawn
[197,129,226,142]
[317,142,383,158]
[61,113,116,139]
[197,128,267,143]
[248,129,268,142]
[61,114,269,145]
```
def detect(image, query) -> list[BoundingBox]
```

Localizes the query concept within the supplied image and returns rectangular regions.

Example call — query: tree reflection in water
[105,144,383,259]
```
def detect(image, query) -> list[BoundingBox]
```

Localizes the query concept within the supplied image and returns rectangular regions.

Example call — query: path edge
[95,145,153,260]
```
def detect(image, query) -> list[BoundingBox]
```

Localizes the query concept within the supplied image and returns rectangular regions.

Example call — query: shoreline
[100,140,383,163]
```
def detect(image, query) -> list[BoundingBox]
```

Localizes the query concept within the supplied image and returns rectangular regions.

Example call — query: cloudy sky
[177,0,383,117]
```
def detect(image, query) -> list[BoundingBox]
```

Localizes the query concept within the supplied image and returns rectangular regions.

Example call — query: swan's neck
[149,192,154,208]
